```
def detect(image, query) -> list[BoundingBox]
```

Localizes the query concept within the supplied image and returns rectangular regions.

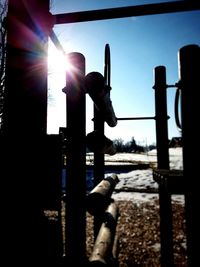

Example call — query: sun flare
[48,46,72,73]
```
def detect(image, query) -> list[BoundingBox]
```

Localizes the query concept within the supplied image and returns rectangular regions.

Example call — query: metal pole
[153,66,169,170]
[153,66,173,267]
[53,1,200,25]
[2,1,53,264]
[117,116,155,120]
[93,105,105,238]
[3,0,52,136]
[178,44,200,267]
[63,52,86,265]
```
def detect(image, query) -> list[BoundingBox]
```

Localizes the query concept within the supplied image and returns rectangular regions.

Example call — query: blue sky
[47,0,200,145]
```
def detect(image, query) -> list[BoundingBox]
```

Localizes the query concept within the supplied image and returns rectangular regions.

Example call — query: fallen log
[89,201,119,266]
[86,174,119,216]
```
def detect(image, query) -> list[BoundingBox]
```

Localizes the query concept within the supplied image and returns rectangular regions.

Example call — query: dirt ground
[45,196,186,266]
[86,198,187,267]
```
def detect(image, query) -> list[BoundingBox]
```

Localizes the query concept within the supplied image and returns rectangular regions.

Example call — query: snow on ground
[112,191,159,204]
[101,147,184,204]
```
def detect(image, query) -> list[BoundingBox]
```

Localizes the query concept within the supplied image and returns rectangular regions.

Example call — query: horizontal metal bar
[53,1,200,25]
[117,116,155,121]
[49,30,66,54]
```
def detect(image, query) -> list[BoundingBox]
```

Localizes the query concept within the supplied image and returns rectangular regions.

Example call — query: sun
[47,43,68,135]
[48,45,72,74]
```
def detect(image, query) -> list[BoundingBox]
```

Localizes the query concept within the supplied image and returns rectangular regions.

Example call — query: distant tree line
[112,137,156,153]
[112,135,182,153]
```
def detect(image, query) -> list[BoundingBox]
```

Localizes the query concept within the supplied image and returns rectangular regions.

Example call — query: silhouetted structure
[1,1,199,266]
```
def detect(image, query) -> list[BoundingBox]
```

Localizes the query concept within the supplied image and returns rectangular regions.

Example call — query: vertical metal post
[3,0,52,136]
[93,108,105,183]
[63,52,86,264]
[154,66,169,170]
[93,106,105,238]
[178,44,200,267]
[153,66,173,267]
[2,1,52,264]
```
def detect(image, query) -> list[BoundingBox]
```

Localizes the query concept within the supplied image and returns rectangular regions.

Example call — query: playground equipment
[85,71,117,128]
[1,1,200,266]
[86,174,119,216]
[86,130,117,155]
[88,200,119,266]
[152,44,200,267]
[61,43,120,265]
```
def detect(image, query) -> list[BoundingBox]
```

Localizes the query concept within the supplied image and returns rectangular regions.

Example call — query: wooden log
[89,201,119,266]
[85,72,117,127]
[112,233,119,263]
[86,130,117,155]
[86,174,119,216]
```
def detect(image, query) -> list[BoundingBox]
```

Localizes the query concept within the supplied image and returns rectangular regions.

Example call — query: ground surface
[46,149,186,266]
[45,192,186,266]
[86,197,187,267]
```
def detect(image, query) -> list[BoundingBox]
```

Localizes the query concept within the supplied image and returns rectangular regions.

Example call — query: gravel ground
[46,193,186,266]
[86,197,187,267]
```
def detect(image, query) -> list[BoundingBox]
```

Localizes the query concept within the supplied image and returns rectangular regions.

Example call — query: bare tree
[0,0,7,130]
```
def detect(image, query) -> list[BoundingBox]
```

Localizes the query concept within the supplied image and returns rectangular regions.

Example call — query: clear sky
[47,0,200,145]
